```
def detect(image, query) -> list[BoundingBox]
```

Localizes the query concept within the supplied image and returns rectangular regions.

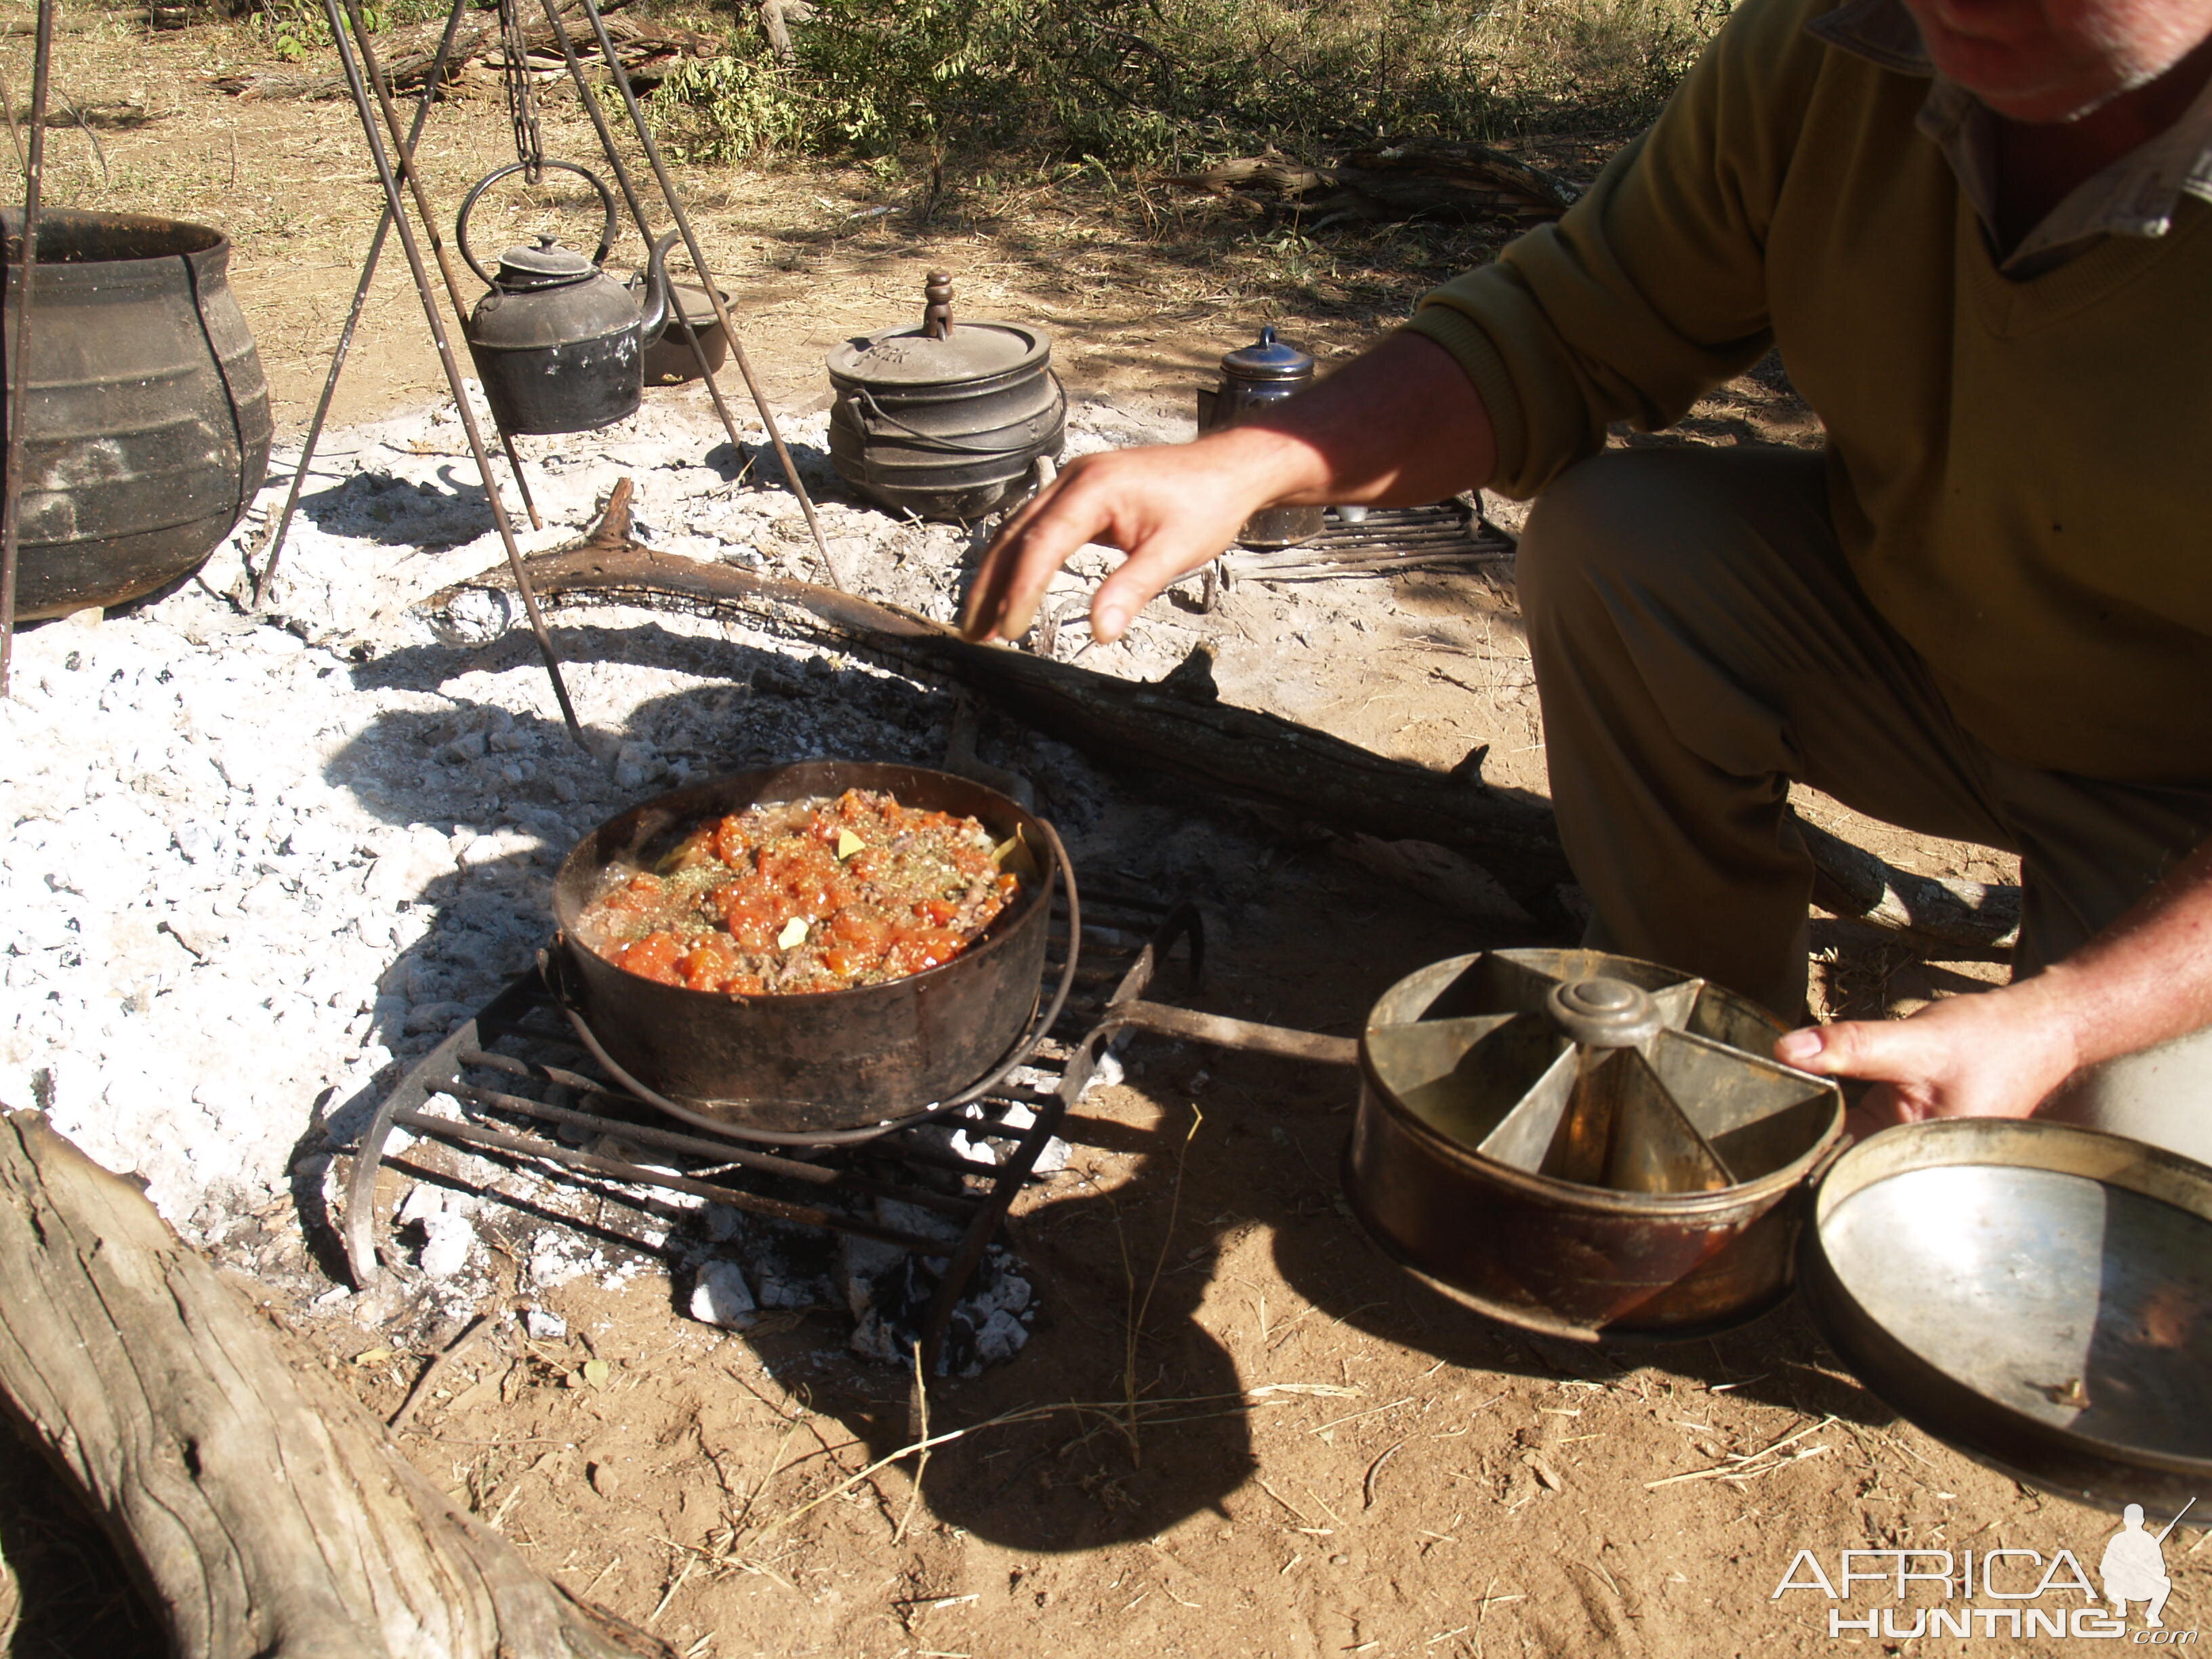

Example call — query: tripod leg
[0,0,56,698]
[326,0,589,754]
[252,0,473,609]
[496,425,542,531]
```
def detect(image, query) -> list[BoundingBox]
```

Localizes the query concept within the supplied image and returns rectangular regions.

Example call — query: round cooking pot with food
[551,761,1065,1139]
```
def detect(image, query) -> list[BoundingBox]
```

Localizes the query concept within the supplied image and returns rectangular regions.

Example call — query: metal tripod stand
[260,0,851,749]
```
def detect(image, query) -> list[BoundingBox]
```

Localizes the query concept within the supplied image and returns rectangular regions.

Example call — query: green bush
[251,0,453,62]
[647,0,1734,167]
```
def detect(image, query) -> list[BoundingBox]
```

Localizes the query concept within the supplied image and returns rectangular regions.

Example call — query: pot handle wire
[545,817,1082,1149]
[455,159,620,288]
[851,378,1068,457]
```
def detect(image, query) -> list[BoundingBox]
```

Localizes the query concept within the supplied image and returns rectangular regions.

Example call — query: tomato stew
[577,788,1022,996]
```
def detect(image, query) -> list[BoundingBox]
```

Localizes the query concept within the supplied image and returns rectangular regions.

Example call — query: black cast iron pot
[3,209,272,619]
[825,271,1064,523]
[552,761,1063,1139]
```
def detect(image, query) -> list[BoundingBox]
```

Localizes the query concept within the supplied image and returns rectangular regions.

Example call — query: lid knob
[923,270,954,340]
[1546,976,1662,1048]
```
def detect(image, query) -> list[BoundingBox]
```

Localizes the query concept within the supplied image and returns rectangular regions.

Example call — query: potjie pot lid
[1218,323,1313,382]
[826,270,1050,389]
[1801,1116,2212,1511]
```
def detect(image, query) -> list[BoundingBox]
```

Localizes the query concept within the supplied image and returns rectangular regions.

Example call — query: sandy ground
[3,10,2197,1658]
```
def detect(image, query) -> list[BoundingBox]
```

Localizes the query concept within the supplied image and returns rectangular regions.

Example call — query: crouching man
[958,0,2212,1158]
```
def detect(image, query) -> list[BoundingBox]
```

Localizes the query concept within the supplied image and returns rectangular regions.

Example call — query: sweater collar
[1807,0,2212,272]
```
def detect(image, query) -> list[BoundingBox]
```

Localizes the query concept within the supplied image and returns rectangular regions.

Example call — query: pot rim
[1,205,229,272]
[826,319,1051,390]
[1354,1048,1845,1215]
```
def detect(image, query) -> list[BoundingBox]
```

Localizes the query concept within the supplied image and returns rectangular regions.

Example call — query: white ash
[688,1258,758,1330]
[1,379,1438,1274]
[523,1307,570,1342]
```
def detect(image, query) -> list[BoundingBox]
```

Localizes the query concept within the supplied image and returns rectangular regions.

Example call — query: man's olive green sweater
[1405,0,2211,787]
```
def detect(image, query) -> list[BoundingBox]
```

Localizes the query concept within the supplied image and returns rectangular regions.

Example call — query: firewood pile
[206,0,724,99]
[1167,138,1578,230]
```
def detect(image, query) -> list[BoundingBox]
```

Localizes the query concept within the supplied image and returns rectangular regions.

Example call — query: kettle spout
[634,228,681,340]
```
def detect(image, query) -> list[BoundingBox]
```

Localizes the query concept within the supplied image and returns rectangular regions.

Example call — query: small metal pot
[639,281,732,386]
[551,761,1057,1136]
[827,272,1065,522]
[1197,326,1326,550]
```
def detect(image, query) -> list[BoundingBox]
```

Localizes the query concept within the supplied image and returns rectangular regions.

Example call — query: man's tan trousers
[1516,446,2212,1162]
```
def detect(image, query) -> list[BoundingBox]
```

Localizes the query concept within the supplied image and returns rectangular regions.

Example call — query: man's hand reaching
[958,429,1298,646]
[958,330,1498,646]
[1773,836,2212,1136]
[1774,975,2085,1134]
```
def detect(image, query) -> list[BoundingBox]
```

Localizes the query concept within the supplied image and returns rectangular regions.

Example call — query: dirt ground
[5,10,2194,1659]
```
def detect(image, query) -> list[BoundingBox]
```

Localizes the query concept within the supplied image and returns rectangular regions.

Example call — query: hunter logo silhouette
[2101,1499,2194,1628]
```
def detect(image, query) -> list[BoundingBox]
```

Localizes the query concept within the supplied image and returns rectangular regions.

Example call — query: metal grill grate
[339,884,1202,1372]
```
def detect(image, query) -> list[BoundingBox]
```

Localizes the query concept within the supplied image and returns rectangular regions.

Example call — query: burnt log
[0,1110,674,1659]
[452,539,2020,954]
[1168,138,1577,230]
[207,0,716,99]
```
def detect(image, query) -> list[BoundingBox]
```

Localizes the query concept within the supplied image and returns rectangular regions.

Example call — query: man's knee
[1517,451,1678,628]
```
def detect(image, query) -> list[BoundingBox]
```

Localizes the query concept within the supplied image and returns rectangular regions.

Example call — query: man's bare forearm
[2035,835,2212,1075]
[1214,330,1499,506]
[960,331,1496,643]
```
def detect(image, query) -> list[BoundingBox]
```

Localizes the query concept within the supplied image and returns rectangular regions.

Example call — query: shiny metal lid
[1220,325,1313,382]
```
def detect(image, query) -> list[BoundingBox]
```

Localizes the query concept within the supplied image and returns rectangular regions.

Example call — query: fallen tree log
[0,1111,674,1659]
[452,537,2020,954]
[206,0,716,99]
[1167,138,1577,231]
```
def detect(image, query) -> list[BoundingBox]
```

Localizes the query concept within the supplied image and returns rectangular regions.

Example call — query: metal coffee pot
[1197,325,1326,550]
[455,161,676,436]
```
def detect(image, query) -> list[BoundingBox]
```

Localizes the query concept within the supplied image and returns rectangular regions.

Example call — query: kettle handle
[454,160,619,287]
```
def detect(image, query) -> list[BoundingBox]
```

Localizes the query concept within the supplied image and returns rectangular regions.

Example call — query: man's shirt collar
[1807,0,2212,273]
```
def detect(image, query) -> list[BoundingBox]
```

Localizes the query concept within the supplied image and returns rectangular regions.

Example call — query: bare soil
[3,12,2186,1659]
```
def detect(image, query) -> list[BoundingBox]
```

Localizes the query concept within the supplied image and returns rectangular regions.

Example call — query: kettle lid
[495,235,598,291]
[1221,325,1313,381]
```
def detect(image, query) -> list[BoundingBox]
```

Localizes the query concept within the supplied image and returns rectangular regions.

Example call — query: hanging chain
[499,0,544,184]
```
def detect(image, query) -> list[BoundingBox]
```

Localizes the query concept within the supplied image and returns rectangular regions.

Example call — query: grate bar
[439,1078,981,1220]
[390,1110,955,1252]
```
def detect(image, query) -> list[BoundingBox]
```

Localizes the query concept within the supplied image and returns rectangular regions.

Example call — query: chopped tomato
[612,931,684,985]
[600,872,666,916]
[586,789,1018,996]
[886,926,965,975]
[678,937,741,992]
[829,905,892,952]
[710,815,752,867]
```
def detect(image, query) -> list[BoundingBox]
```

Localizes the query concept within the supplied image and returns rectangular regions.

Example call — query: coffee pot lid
[825,271,1050,388]
[1220,324,1313,381]
[496,235,598,291]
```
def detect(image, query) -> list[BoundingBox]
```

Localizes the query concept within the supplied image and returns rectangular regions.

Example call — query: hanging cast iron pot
[455,161,676,436]
[3,208,272,619]
[826,272,1065,522]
